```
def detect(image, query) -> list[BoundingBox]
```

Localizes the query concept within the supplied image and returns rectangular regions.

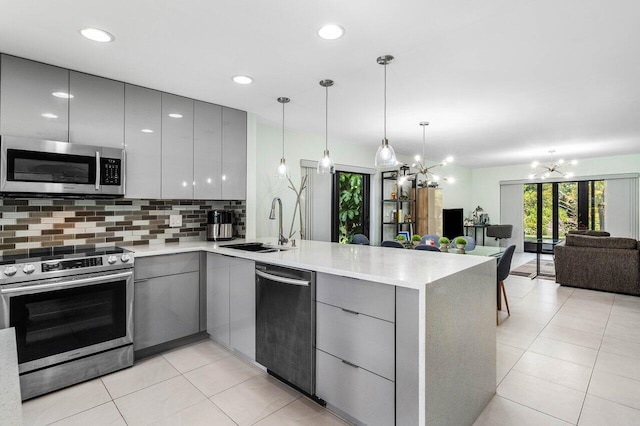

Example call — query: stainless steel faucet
[269,197,288,245]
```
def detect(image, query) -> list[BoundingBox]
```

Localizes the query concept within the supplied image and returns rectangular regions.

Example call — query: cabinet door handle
[341,308,359,315]
[341,359,360,369]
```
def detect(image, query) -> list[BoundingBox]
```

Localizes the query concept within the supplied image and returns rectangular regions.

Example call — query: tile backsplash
[0,198,246,256]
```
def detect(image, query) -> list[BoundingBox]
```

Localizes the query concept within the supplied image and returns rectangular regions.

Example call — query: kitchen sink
[221,242,294,253]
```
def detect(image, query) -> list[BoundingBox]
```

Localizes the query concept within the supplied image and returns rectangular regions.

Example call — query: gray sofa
[554,233,640,296]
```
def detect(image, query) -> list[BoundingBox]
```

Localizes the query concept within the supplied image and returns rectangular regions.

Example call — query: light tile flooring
[21,252,640,425]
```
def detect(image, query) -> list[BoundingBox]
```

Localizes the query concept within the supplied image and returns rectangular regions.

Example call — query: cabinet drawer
[135,252,199,279]
[316,273,395,322]
[316,302,394,381]
[316,349,394,426]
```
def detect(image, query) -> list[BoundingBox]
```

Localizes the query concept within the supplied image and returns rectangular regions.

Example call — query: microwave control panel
[100,158,122,185]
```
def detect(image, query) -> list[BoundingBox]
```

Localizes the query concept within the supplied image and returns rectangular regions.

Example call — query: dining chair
[451,235,476,251]
[420,234,440,248]
[414,244,440,252]
[496,245,516,325]
[486,225,513,248]
[351,234,370,245]
[381,240,404,249]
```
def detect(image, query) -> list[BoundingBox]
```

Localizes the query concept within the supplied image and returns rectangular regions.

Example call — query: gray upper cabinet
[69,71,124,148]
[0,55,70,141]
[124,84,162,199]
[221,107,247,199]
[161,93,194,199]
[194,101,222,199]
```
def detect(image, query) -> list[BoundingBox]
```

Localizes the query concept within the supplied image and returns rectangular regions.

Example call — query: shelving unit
[380,166,417,241]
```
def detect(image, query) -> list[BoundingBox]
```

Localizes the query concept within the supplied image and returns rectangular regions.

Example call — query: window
[331,172,370,243]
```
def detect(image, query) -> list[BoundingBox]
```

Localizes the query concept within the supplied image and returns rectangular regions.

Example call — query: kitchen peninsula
[133,239,496,425]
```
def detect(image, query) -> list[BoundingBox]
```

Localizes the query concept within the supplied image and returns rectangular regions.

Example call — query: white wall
[248,119,379,242]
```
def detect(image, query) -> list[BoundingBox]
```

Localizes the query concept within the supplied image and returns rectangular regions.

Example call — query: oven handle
[95,151,101,190]
[256,269,309,287]
[1,271,133,295]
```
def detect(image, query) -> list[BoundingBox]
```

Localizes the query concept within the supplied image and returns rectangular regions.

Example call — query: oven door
[0,270,133,373]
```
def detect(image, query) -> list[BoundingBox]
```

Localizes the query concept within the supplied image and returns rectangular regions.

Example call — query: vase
[456,244,465,250]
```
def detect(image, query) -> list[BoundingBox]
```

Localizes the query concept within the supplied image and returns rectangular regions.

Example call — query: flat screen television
[443,208,464,239]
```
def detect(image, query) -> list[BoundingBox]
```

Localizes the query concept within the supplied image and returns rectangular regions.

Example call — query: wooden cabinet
[69,71,124,148]
[0,55,70,141]
[206,253,255,359]
[133,253,201,352]
[194,101,222,199]
[221,107,247,200]
[124,84,162,198]
[161,93,194,199]
[416,187,443,236]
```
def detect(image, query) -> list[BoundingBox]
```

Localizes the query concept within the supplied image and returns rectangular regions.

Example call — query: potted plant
[438,237,450,252]
[396,234,407,244]
[454,237,467,250]
[411,234,421,247]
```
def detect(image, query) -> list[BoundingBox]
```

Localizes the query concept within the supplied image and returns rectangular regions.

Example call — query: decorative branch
[286,175,308,240]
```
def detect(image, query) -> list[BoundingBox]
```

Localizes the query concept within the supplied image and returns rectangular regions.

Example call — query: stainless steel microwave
[0,135,125,197]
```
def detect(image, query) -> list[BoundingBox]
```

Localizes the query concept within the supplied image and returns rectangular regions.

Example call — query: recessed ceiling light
[317,24,345,40]
[141,129,154,133]
[80,27,115,43]
[232,75,253,85]
[41,113,58,119]
[52,92,74,99]
[168,113,183,118]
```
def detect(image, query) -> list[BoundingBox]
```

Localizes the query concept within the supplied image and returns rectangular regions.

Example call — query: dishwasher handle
[256,269,310,287]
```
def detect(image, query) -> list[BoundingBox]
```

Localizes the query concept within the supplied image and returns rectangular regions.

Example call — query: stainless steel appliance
[0,135,125,197]
[0,246,134,400]
[207,209,234,241]
[255,262,316,396]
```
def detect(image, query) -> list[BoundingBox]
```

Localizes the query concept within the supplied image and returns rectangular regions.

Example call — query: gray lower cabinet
[134,253,201,351]
[69,71,125,148]
[124,84,162,198]
[206,253,255,359]
[221,107,247,199]
[316,350,395,426]
[161,93,194,199]
[0,55,70,141]
[315,273,396,426]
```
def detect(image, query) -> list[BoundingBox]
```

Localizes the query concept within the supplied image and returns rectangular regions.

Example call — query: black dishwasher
[255,262,316,396]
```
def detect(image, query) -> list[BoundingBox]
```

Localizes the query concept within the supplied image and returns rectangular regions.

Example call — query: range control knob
[120,254,131,263]
[23,264,36,274]
[3,266,17,276]
[107,255,117,265]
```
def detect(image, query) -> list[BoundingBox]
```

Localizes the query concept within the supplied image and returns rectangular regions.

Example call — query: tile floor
[21,252,640,425]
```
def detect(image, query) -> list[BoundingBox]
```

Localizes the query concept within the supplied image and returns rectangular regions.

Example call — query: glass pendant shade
[318,79,335,174]
[317,149,335,174]
[375,139,397,167]
[277,158,289,178]
[374,55,397,168]
[276,97,290,179]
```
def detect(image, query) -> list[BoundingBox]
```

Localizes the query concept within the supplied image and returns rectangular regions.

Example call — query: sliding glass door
[524,180,604,253]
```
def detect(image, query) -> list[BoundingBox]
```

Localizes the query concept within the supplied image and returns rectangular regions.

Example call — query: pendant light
[318,79,335,174]
[374,55,397,168]
[276,97,290,178]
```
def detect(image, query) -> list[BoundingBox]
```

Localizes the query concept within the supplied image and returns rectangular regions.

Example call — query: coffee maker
[207,210,234,241]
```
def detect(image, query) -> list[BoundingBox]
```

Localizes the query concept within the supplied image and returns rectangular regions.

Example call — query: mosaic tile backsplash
[0,198,246,256]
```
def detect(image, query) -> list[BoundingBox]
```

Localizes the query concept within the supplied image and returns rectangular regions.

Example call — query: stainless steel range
[0,246,134,400]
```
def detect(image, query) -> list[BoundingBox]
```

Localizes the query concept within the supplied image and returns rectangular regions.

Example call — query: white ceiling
[1,0,639,168]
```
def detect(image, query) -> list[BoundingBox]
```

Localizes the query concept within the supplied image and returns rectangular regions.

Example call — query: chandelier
[399,122,454,187]
[529,150,577,179]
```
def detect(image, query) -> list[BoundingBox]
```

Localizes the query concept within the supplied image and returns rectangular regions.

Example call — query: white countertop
[132,239,494,290]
